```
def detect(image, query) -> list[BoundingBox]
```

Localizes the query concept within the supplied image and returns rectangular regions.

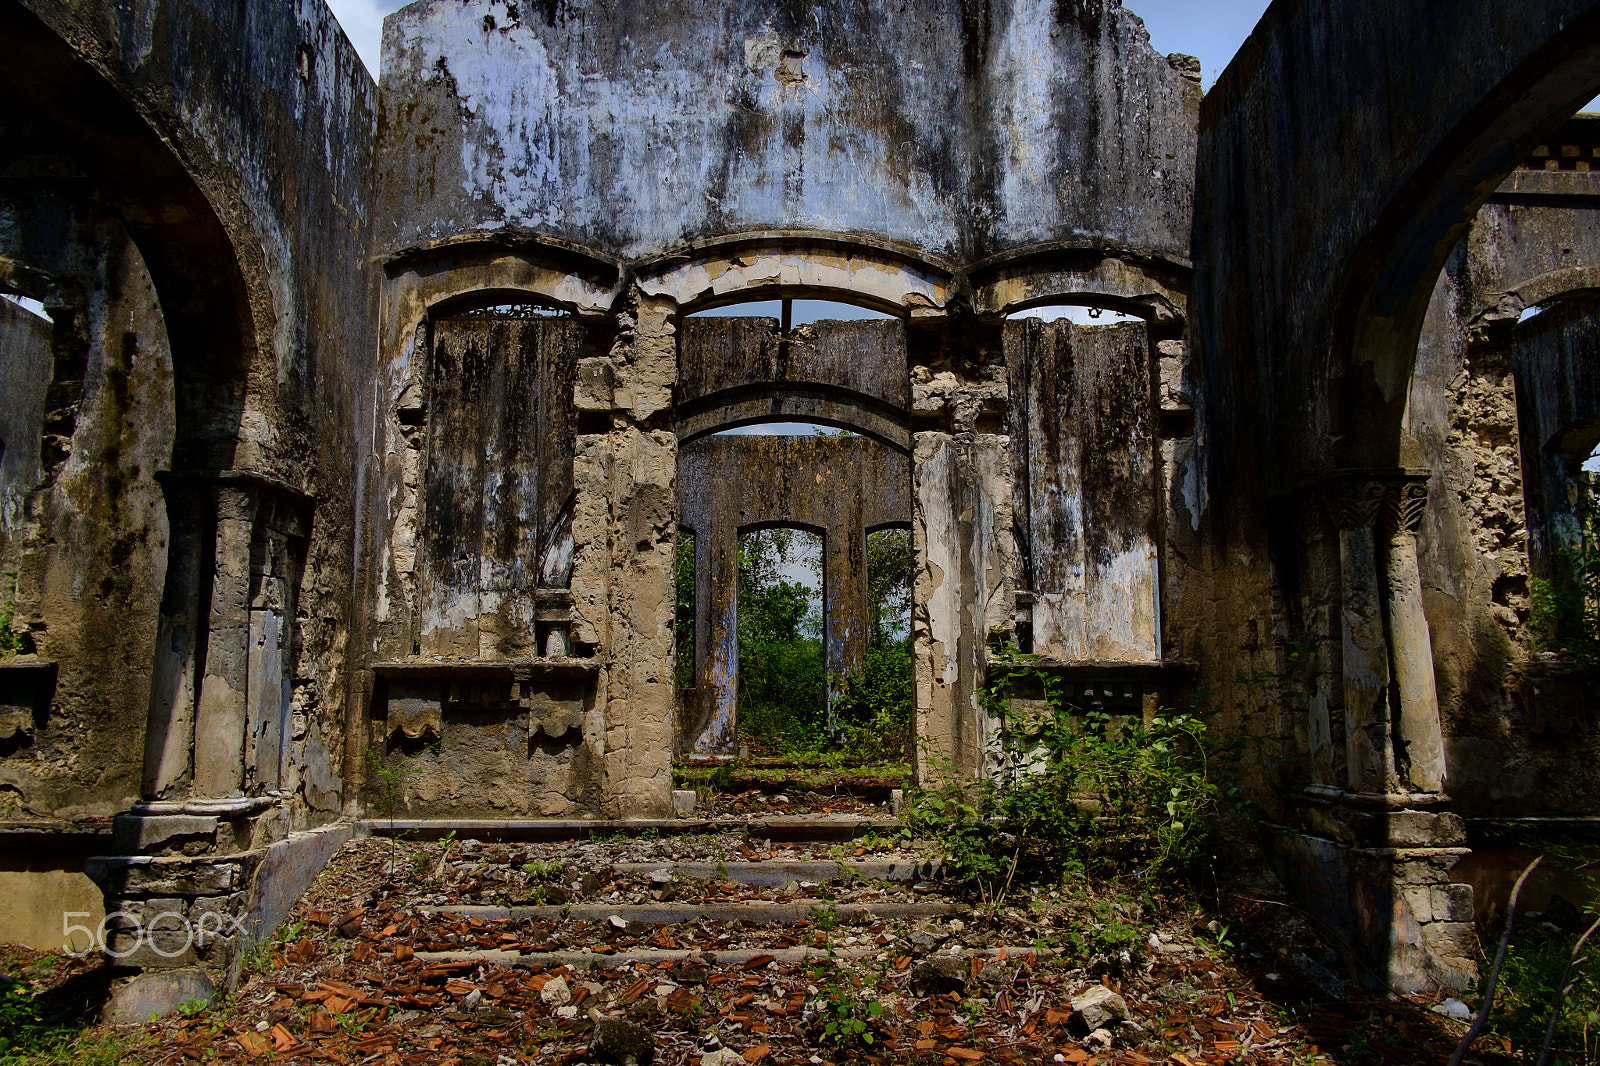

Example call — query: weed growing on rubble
[808,950,885,1049]
[903,646,1221,899]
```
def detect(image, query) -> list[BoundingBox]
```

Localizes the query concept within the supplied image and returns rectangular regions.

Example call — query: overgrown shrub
[904,648,1220,898]
[831,639,913,762]
[1483,923,1600,1061]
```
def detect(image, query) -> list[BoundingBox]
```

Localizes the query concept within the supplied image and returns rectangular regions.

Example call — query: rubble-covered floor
[1,831,1503,1066]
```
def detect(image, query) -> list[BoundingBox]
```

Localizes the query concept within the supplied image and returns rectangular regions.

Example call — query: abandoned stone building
[4,0,1600,1017]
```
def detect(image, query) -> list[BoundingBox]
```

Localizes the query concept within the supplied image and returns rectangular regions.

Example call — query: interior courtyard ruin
[6,0,1600,1048]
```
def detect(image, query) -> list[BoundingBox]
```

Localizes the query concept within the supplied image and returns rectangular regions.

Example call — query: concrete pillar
[822,509,869,733]
[1383,477,1446,793]
[1323,478,1399,795]
[697,519,739,754]
[142,478,208,798]
[192,485,257,798]
[570,289,677,818]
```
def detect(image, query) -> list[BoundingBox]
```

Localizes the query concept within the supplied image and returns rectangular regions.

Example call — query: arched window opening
[1007,301,1142,326]
[714,419,857,438]
[737,526,825,753]
[436,296,572,321]
[687,296,898,327]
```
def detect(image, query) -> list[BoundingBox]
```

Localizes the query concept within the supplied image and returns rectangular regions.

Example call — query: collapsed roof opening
[714,420,856,437]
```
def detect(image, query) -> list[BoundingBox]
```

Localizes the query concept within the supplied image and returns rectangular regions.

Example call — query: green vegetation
[809,948,885,1049]
[1482,922,1600,1061]
[0,969,146,1065]
[675,515,914,758]
[904,647,1221,900]
[735,527,827,749]
[1527,483,1600,661]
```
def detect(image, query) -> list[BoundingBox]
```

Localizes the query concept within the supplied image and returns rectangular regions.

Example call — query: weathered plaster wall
[377,0,1199,262]
[417,317,578,658]
[1190,0,1600,817]
[1006,318,1160,662]
[0,157,176,820]
[3,0,379,833]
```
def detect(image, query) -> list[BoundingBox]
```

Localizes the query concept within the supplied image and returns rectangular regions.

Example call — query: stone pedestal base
[87,819,351,1020]
[1269,793,1478,994]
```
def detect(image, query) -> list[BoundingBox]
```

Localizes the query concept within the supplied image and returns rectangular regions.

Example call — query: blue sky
[325,1,1273,87]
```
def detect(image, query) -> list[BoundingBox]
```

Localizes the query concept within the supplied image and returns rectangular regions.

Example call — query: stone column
[1383,477,1446,793]
[822,510,868,734]
[697,518,739,754]
[1323,477,1399,794]
[142,477,208,798]
[192,485,258,798]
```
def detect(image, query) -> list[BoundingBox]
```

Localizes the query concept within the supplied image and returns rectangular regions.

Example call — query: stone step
[420,901,967,924]
[360,816,902,843]
[609,859,942,886]
[412,944,1053,971]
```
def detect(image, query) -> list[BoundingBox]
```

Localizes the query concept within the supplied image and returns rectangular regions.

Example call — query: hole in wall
[1,293,47,319]
[441,299,571,320]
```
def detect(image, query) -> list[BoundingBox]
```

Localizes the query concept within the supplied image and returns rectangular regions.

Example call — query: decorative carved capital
[1384,477,1430,536]
[1320,471,1431,534]
[1322,478,1388,532]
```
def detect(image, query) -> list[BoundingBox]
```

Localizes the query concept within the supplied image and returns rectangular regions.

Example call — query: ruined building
[3,0,1600,1014]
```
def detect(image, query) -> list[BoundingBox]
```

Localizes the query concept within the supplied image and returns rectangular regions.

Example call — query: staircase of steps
[245,768,1260,1066]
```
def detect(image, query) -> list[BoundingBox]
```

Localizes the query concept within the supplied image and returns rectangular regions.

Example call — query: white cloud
[324,0,407,79]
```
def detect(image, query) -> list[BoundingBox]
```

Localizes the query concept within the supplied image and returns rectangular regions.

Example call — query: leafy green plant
[1526,497,1600,661]
[1481,918,1600,1061]
[904,646,1221,899]
[364,746,403,881]
[809,952,884,1049]
[830,639,913,762]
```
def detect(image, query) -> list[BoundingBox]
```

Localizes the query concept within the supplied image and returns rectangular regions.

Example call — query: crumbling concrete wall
[1006,318,1161,663]
[0,159,177,821]
[1407,162,1600,819]
[1191,0,1600,993]
[571,292,680,818]
[377,0,1197,262]
[908,320,1014,781]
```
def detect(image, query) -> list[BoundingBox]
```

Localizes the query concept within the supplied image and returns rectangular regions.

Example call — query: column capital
[1384,475,1430,536]
[1321,476,1388,531]
[1319,469,1429,532]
